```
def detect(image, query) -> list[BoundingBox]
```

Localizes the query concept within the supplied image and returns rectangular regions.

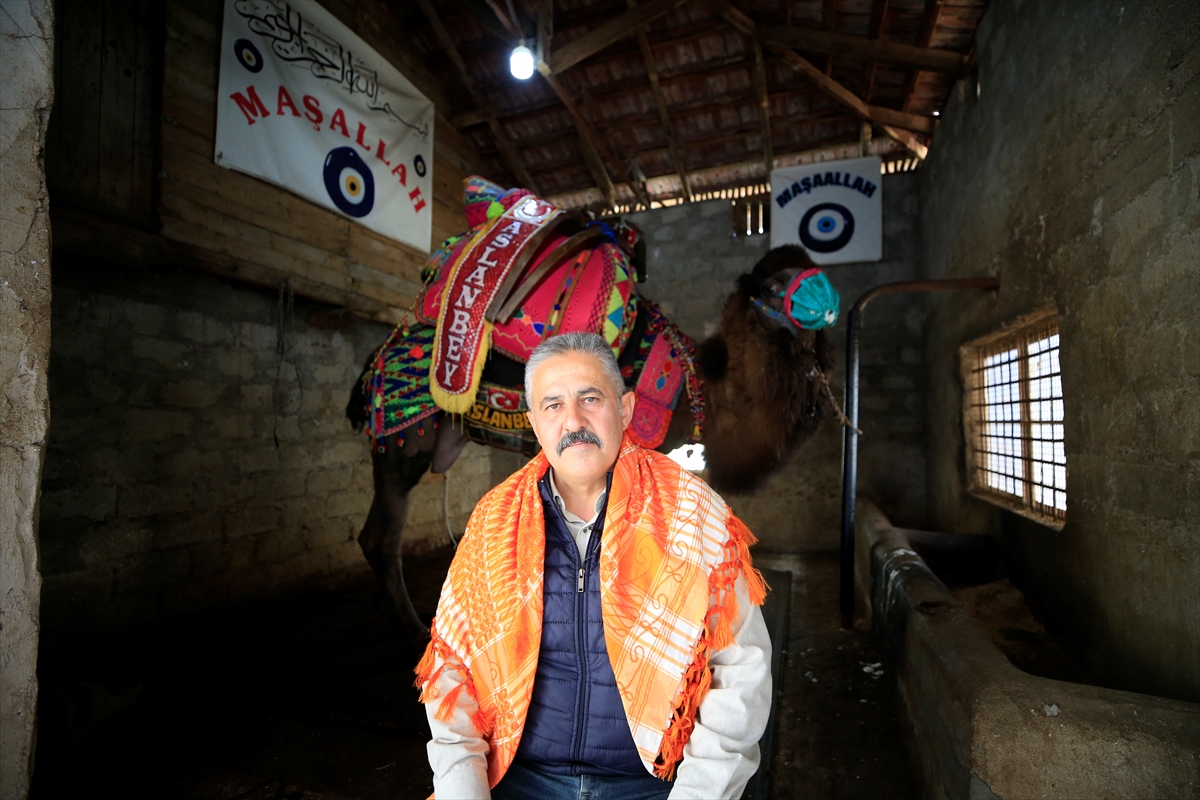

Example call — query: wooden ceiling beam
[710,0,965,74]
[766,24,963,74]
[631,110,855,160]
[628,0,693,201]
[484,0,676,210]
[707,0,934,150]
[414,0,541,193]
[878,124,928,159]
[578,87,654,209]
[862,0,890,104]
[481,0,522,38]
[822,0,837,75]
[548,0,692,74]
[902,0,945,113]
[469,0,614,208]
[751,40,774,182]
[552,132,893,200]
[539,70,619,207]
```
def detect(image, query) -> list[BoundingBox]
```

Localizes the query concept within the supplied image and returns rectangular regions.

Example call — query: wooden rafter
[524,3,654,209]
[776,47,933,133]
[414,0,541,193]
[751,41,774,182]
[902,0,945,113]
[822,0,836,75]
[610,110,853,162]
[542,71,619,207]
[627,0,692,201]
[879,124,928,160]
[578,88,654,209]
[762,24,964,74]
[481,0,522,38]
[471,0,617,207]
[465,8,962,88]
[708,0,934,156]
[549,0,691,74]
[862,0,890,104]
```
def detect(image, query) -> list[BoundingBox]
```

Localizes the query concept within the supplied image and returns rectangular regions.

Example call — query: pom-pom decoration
[783,268,841,329]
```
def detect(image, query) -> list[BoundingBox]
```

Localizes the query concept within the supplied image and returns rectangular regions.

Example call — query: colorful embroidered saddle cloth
[416,178,638,413]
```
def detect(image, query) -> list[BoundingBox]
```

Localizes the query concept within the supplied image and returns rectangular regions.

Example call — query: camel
[347,181,837,641]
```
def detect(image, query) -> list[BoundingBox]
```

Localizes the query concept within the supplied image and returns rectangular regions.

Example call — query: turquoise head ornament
[783,268,840,330]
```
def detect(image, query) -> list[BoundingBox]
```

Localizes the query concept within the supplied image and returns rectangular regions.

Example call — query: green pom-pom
[487,200,506,220]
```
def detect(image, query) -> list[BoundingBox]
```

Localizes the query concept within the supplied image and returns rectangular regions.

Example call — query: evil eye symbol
[234,39,263,73]
[413,154,427,178]
[323,146,375,218]
[799,203,855,253]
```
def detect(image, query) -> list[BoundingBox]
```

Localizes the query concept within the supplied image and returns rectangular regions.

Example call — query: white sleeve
[424,652,493,799]
[667,572,774,799]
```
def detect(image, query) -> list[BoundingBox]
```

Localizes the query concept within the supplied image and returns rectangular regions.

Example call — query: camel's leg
[431,416,470,474]
[358,419,435,641]
[358,415,472,641]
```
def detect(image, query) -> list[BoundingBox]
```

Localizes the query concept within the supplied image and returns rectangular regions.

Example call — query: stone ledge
[855,499,1200,799]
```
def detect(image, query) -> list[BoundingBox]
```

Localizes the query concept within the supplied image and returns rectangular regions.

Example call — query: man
[417,333,771,799]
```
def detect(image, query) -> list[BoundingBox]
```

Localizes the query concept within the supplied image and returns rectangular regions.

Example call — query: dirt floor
[32,550,921,799]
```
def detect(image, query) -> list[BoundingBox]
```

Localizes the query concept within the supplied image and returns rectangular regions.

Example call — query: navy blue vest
[513,474,645,776]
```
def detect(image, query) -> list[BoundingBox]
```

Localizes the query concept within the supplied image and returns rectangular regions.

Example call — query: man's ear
[620,391,636,429]
[526,409,535,428]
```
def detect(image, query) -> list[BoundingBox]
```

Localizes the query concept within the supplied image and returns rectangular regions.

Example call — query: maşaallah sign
[770,156,883,264]
[215,0,435,253]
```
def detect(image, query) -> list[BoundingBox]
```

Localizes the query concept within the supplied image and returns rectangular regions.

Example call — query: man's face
[526,351,635,487]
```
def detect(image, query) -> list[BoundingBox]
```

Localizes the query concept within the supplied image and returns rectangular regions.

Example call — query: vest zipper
[572,544,587,768]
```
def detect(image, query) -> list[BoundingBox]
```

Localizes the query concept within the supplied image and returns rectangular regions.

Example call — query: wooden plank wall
[48,0,161,223]
[51,0,496,323]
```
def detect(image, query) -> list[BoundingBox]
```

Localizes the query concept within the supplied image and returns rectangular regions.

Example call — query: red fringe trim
[654,632,712,780]
[653,512,769,779]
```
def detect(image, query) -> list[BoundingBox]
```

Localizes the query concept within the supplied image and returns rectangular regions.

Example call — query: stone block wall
[919,0,1199,700]
[626,179,927,552]
[38,256,491,640]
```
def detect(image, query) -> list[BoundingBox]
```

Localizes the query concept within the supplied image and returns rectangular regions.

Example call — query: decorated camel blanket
[415,436,767,786]
[357,176,699,454]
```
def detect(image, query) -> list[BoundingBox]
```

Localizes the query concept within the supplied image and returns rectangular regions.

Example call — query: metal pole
[839,278,1000,628]
[839,307,862,629]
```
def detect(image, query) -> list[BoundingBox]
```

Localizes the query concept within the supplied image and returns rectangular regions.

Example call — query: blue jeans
[491,760,675,800]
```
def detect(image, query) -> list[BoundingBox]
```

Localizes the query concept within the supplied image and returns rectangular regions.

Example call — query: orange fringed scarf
[415,434,767,787]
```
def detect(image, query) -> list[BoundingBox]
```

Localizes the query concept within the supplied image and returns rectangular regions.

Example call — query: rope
[815,369,862,435]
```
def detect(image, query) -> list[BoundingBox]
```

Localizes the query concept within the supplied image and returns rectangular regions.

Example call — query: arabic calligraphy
[233,0,429,140]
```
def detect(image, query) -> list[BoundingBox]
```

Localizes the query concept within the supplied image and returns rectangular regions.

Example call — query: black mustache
[556,429,603,456]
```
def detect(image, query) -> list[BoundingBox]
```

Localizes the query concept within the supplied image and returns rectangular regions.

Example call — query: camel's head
[696,246,838,494]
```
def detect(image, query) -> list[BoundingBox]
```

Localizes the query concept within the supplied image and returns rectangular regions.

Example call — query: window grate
[961,312,1066,528]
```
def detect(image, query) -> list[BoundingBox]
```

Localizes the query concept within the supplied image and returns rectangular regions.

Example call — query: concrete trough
[854,500,1200,799]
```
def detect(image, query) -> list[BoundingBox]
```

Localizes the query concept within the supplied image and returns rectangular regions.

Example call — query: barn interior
[2,0,1198,798]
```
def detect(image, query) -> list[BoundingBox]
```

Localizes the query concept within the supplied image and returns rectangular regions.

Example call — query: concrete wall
[920,0,1199,700]
[858,500,1200,800]
[0,2,53,797]
[37,257,492,640]
[627,180,928,552]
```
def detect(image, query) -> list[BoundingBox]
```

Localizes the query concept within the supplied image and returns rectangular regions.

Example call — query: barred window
[960,309,1066,529]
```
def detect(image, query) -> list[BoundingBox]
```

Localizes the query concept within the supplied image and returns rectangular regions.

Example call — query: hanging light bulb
[510,42,535,80]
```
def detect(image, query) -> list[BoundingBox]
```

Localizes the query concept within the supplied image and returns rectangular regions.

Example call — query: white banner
[770,156,882,264]
[215,0,435,252]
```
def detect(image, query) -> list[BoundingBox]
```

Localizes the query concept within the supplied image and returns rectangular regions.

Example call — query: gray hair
[524,333,626,406]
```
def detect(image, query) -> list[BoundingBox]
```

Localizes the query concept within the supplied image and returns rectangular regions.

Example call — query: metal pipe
[839,277,1000,628]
